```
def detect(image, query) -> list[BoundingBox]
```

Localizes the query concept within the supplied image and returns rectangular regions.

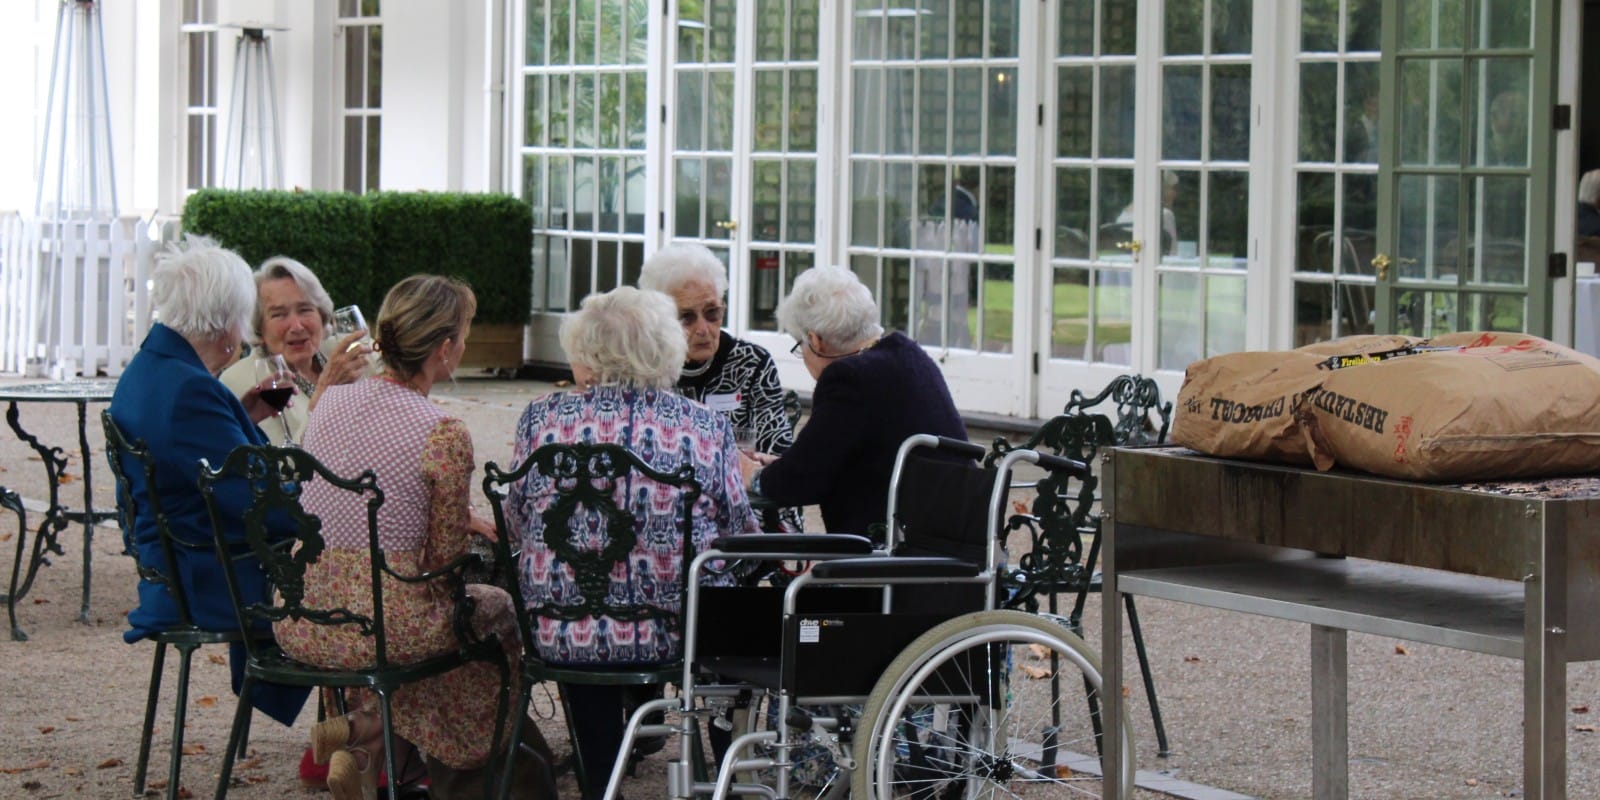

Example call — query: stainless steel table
[1100,445,1600,800]
[0,379,118,640]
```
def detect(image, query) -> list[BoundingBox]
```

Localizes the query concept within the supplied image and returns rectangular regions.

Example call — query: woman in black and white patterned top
[640,244,798,530]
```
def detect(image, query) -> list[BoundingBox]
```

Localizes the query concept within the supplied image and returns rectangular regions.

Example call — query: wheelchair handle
[929,435,986,460]
[1027,450,1091,479]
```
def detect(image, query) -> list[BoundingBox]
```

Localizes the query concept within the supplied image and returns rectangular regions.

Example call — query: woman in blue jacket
[108,235,309,727]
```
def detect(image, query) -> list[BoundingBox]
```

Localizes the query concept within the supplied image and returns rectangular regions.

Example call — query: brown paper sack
[1171,335,1421,465]
[1296,332,1600,481]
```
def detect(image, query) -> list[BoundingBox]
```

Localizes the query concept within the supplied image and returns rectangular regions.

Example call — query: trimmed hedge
[180,190,534,326]
[369,192,534,325]
[181,189,375,316]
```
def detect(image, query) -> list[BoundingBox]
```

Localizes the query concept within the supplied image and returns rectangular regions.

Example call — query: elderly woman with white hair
[506,285,761,800]
[108,235,311,730]
[747,265,966,535]
[1578,169,1600,238]
[219,256,371,444]
[638,243,793,456]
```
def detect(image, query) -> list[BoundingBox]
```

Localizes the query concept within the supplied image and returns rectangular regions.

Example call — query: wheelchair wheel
[851,609,1135,800]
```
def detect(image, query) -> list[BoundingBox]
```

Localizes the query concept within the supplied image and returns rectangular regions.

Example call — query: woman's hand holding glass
[328,305,377,381]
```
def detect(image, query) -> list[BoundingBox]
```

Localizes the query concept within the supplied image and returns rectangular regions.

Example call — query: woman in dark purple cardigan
[746,265,966,535]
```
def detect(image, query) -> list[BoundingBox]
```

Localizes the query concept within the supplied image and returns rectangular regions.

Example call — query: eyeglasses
[789,340,805,357]
[790,338,856,360]
[678,305,725,327]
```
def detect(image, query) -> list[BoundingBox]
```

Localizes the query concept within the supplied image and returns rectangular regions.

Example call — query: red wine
[260,387,293,411]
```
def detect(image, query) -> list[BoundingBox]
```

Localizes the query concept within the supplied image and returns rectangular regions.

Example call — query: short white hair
[638,242,728,298]
[1580,169,1600,206]
[775,265,884,350]
[560,287,686,389]
[150,234,256,341]
[251,256,334,345]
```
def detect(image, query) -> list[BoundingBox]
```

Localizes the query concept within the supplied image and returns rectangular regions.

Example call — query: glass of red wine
[254,353,296,444]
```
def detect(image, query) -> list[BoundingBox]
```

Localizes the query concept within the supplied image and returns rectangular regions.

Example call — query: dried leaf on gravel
[0,534,10,542]
[1026,644,1048,659]
[1576,724,1597,733]
[1184,655,1202,663]
[207,653,226,666]
[62,767,80,775]
[64,716,81,722]
[149,779,168,789]
[178,787,195,798]
[243,774,270,784]
[1,759,50,774]
[1019,664,1052,679]
[195,696,218,708]
[37,725,54,734]
[1394,644,1410,655]
[21,780,41,790]
[32,597,49,604]
[1012,500,1028,515]
[1465,778,1479,786]
[1574,704,1590,714]
[1121,685,1131,698]
[236,757,263,770]
[180,744,205,755]
[58,473,76,485]
[97,758,123,769]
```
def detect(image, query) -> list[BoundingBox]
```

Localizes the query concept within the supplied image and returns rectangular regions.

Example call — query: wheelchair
[601,434,1136,800]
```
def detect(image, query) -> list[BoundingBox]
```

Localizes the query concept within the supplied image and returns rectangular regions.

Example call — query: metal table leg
[1310,624,1348,800]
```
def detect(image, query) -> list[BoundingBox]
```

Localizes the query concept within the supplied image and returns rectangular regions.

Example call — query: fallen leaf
[1012,500,1028,515]
[0,759,51,774]
[20,780,40,790]
[1465,778,1478,786]
[64,716,81,722]
[1184,655,1202,663]
[1026,643,1049,660]
[1121,685,1131,698]
[178,787,195,798]
[180,744,205,756]
[97,758,123,769]
[32,597,49,605]
[1574,704,1590,714]
[1576,724,1597,733]
[195,696,218,708]
[207,653,226,666]
[244,774,270,784]
[37,726,54,734]
[1019,663,1052,679]
[236,757,263,770]
[149,779,168,789]
[1051,765,1074,779]
[1394,644,1410,656]
[0,534,10,542]
[58,473,76,484]
[62,767,81,775]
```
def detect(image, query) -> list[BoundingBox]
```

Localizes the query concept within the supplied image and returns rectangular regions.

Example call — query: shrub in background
[181,189,376,315]
[368,192,534,325]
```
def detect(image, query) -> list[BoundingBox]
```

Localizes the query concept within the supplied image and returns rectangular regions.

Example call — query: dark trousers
[564,683,630,800]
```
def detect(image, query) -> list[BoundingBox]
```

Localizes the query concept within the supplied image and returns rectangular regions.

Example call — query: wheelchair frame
[599,434,1137,800]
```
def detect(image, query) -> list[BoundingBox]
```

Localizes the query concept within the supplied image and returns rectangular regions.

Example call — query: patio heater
[220,23,285,190]
[32,0,120,378]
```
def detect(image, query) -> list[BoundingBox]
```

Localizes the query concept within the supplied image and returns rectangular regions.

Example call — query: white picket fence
[0,212,181,378]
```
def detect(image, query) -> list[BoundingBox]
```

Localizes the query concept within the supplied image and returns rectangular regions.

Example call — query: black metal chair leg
[166,643,199,800]
[495,681,535,800]
[213,677,255,800]
[133,641,167,796]
[1125,594,1170,756]
[379,691,401,800]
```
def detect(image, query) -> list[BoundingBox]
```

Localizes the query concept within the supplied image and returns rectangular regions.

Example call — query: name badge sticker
[707,393,740,412]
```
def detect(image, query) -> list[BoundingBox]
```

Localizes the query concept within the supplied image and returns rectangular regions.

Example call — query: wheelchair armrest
[808,555,979,581]
[710,533,874,555]
[1034,451,1091,479]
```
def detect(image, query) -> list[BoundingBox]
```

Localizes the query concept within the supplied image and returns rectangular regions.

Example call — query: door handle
[715,220,739,231]
[1116,239,1143,256]
[1372,252,1391,281]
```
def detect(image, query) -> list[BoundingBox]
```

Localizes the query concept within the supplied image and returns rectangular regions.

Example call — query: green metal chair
[481,441,705,800]
[991,373,1174,756]
[101,409,262,800]
[197,442,510,800]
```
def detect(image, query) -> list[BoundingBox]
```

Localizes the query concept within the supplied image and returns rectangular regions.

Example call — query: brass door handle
[1372,252,1391,281]
[1116,239,1143,256]
[715,220,739,231]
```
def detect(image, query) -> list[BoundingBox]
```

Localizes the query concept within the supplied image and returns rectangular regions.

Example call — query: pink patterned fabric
[507,385,761,666]
[274,375,518,769]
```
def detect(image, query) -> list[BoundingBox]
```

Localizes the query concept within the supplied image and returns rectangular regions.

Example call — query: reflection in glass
[1210,64,1251,161]
[919,68,949,156]
[1059,0,1093,56]
[1211,0,1252,55]
[1293,281,1334,346]
[1095,268,1133,365]
[675,158,702,238]
[708,71,735,151]
[987,68,1017,156]
[1295,172,1336,274]
[1468,174,1528,284]
[953,68,984,155]
[1467,291,1525,332]
[1100,65,1136,159]
[1055,167,1092,254]
[852,161,882,247]
[1206,274,1247,356]
[1165,0,1201,55]
[1298,63,1337,162]
[1102,0,1137,55]
[1157,271,1201,370]
[706,157,733,240]
[1300,0,1338,52]
[790,71,819,150]
[1475,59,1530,168]
[1051,267,1090,360]
[979,263,1012,353]
[1207,171,1249,264]
[787,161,816,243]
[1162,65,1202,161]
[1400,59,1463,167]
[1395,290,1457,336]
[1057,66,1093,158]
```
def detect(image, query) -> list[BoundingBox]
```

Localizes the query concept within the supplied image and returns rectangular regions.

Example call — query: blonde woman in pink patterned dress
[275,275,547,800]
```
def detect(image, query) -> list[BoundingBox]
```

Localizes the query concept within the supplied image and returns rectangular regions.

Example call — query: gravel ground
[0,374,1597,799]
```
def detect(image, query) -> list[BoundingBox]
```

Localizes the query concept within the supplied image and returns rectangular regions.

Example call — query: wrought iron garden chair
[481,441,707,800]
[197,442,510,800]
[101,409,264,800]
[992,373,1174,756]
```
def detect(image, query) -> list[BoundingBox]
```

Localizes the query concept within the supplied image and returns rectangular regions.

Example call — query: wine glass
[254,353,296,444]
[732,426,758,456]
[333,305,368,338]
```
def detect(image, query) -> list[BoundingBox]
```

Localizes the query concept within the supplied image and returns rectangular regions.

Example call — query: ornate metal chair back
[482,441,704,660]
[102,409,202,627]
[1061,373,1173,446]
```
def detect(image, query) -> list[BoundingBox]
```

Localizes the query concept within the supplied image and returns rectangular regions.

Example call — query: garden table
[1100,445,1600,800]
[1,379,118,640]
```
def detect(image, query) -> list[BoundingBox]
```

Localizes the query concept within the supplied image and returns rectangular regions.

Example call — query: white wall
[378,0,493,191]
[0,1,47,213]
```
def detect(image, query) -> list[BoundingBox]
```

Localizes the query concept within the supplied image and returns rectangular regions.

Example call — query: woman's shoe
[299,746,331,789]
[326,747,380,800]
[311,714,352,764]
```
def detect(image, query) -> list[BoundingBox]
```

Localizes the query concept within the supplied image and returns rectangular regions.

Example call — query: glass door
[666,1,822,343]
[1039,0,1256,411]
[1376,0,1554,337]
